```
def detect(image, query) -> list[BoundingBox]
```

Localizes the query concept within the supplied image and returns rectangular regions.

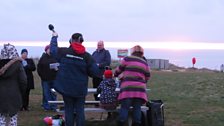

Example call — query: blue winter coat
[50,36,100,97]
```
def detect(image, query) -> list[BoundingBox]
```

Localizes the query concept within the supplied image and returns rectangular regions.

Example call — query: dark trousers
[22,88,30,110]
[63,96,85,126]
[92,77,103,100]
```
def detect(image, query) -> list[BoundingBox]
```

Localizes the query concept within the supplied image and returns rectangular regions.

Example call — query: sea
[0,42,224,70]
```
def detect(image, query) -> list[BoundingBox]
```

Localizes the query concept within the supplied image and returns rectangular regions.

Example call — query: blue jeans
[41,80,57,110]
[119,98,143,124]
[63,96,85,126]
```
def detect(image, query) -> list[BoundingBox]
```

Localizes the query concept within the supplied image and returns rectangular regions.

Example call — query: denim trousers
[63,96,85,126]
[41,80,57,110]
[119,98,143,124]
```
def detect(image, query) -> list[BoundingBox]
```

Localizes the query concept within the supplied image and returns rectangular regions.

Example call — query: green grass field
[17,71,224,126]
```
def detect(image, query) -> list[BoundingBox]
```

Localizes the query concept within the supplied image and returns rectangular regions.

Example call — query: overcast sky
[1,0,224,42]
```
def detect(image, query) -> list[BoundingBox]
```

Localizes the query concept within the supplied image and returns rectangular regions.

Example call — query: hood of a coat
[104,78,115,87]
[0,58,22,76]
[70,42,86,54]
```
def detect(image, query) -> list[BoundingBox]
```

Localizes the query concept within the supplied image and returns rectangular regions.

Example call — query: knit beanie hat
[45,45,50,52]
[21,49,28,54]
[104,70,113,78]
[0,43,19,59]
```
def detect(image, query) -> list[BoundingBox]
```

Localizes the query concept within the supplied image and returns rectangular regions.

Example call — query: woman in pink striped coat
[114,45,150,126]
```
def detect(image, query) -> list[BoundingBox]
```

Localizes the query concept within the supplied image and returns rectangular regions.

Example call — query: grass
[17,71,224,126]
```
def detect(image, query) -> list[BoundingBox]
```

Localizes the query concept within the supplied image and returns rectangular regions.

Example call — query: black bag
[146,100,164,126]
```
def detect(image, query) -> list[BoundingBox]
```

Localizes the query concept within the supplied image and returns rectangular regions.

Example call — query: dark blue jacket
[92,49,111,76]
[97,78,117,104]
[50,36,100,97]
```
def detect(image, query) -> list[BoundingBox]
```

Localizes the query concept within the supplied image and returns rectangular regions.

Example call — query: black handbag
[146,100,164,126]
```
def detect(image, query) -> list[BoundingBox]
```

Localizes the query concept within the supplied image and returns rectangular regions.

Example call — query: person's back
[115,55,150,102]
[97,70,117,110]
[0,43,27,126]
[50,32,100,126]
[51,41,98,97]
[114,45,150,126]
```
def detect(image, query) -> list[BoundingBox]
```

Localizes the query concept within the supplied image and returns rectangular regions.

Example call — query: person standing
[20,49,36,111]
[114,45,150,126]
[0,43,27,126]
[92,40,111,100]
[37,45,58,111]
[220,64,224,73]
[50,32,100,126]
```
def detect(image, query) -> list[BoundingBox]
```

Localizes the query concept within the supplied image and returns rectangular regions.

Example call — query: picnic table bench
[49,88,150,126]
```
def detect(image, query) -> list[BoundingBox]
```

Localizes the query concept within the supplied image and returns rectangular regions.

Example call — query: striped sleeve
[114,59,126,77]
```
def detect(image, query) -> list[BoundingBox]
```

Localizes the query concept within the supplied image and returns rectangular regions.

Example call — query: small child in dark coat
[97,69,117,110]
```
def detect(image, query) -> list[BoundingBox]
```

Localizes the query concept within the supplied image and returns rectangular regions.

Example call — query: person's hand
[52,32,58,37]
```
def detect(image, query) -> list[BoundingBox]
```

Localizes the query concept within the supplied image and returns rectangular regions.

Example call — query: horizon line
[1,41,224,50]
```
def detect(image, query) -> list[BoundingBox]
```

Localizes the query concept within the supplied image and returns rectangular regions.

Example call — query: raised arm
[50,33,59,59]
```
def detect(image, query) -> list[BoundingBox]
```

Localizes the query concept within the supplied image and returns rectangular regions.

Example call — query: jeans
[119,98,143,124]
[41,80,57,110]
[63,96,85,126]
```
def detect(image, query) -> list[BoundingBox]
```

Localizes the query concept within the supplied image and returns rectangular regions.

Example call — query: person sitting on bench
[97,68,117,119]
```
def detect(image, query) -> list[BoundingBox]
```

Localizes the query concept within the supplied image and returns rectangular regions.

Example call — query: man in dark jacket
[37,45,58,111]
[0,43,27,125]
[50,32,100,126]
[20,49,36,111]
[92,40,111,100]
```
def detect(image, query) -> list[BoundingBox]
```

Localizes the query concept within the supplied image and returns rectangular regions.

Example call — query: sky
[1,0,224,42]
[1,0,224,69]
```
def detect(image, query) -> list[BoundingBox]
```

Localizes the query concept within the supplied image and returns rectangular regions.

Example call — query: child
[97,69,117,110]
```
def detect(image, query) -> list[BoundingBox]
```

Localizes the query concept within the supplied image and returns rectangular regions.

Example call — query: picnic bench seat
[49,88,150,126]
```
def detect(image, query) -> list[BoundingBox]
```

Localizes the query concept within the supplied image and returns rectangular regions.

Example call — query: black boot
[132,122,141,126]
[117,121,125,126]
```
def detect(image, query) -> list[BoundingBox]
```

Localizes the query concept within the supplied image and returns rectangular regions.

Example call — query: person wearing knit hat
[0,43,27,126]
[45,45,50,52]
[20,48,36,111]
[21,49,28,55]
[97,68,117,119]
[37,44,58,111]
[104,69,113,79]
